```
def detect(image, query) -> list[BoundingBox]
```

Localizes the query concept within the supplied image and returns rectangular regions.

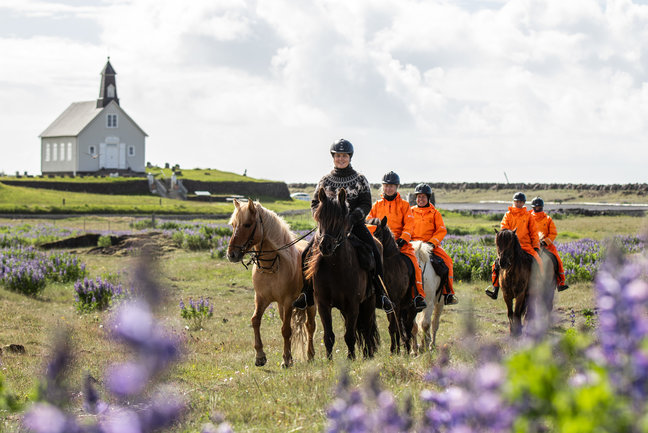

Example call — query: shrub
[97,235,112,248]
[74,277,129,312]
[180,297,213,330]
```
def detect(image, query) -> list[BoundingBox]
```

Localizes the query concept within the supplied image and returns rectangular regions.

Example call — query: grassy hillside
[0,182,308,215]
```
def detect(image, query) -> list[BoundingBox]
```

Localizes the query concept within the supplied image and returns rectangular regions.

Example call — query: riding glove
[349,208,365,225]
[396,238,407,248]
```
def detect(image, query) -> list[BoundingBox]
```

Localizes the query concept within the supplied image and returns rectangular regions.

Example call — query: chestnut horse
[496,229,557,336]
[410,240,445,351]
[227,199,316,367]
[367,217,417,354]
[306,188,380,360]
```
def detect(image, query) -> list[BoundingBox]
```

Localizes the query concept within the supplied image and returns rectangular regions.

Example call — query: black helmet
[414,183,432,198]
[531,197,544,208]
[330,138,354,157]
[382,171,400,185]
[513,192,526,202]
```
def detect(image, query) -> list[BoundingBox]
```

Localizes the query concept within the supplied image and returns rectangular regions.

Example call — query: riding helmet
[382,171,400,185]
[330,138,354,157]
[414,183,433,198]
[513,192,526,202]
[531,197,544,208]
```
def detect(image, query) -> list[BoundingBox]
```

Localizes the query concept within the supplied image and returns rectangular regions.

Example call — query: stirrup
[444,294,458,305]
[485,286,498,300]
[379,295,394,314]
[413,295,427,312]
[292,293,308,310]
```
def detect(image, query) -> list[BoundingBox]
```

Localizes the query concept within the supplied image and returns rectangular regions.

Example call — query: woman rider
[292,138,394,312]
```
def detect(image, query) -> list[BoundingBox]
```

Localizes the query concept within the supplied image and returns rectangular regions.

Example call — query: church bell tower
[97,57,119,108]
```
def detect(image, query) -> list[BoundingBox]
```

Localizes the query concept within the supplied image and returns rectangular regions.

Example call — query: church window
[128,145,135,156]
[107,84,115,98]
[60,143,65,161]
[107,114,118,128]
[67,143,72,161]
[45,143,50,162]
[89,145,96,157]
[53,143,58,161]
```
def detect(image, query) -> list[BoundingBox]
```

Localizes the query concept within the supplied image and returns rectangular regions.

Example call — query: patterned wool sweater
[310,166,372,217]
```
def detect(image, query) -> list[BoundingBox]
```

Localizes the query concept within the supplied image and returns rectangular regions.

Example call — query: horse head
[368,216,399,256]
[227,198,263,262]
[314,187,349,257]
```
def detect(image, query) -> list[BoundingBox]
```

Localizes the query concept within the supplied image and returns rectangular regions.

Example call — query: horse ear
[338,188,347,205]
[233,199,241,209]
[512,228,517,234]
[494,228,498,234]
[318,187,327,203]
[248,199,256,215]
[380,216,388,227]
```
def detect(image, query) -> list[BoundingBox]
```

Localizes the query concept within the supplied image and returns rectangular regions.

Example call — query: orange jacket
[411,205,447,247]
[531,211,557,246]
[366,193,414,242]
[501,206,540,250]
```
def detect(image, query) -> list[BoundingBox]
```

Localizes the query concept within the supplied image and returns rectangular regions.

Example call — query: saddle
[348,233,376,272]
[430,253,450,295]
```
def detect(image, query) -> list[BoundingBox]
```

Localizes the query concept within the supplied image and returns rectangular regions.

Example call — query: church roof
[39,100,147,138]
[40,101,102,137]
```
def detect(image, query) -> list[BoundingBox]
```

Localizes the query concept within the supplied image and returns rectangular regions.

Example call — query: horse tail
[304,242,322,282]
[356,303,380,358]
[290,308,310,362]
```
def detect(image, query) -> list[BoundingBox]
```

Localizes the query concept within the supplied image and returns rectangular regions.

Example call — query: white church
[40,58,147,175]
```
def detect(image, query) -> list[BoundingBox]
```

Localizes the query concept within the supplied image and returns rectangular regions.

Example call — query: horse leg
[306,305,317,361]
[278,302,293,368]
[343,310,358,360]
[318,303,335,360]
[251,294,271,366]
[431,301,444,349]
[411,320,419,355]
[421,305,433,350]
[388,314,399,354]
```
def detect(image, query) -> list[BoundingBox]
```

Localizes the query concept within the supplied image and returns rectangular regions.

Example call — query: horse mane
[305,192,348,280]
[366,218,399,258]
[411,240,433,263]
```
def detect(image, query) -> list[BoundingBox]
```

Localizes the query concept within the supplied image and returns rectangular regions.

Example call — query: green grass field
[1,208,638,432]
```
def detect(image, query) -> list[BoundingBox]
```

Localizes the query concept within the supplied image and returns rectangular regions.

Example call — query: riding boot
[373,276,394,313]
[292,277,314,310]
[485,286,499,300]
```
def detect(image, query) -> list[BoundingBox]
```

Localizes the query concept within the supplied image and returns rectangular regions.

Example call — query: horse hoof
[281,359,293,368]
[255,356,267,367]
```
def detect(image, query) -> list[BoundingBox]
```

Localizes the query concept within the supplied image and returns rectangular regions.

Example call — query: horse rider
[410,183,458,305]
[292,139,395,312]
[485,191,542,300]
[366,171,427,312]
[530,197,569,292]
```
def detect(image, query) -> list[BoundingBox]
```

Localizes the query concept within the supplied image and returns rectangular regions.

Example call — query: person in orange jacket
[410,183,458,305]
[485,191,542,300]
[367,171,427,312]
[530,197,569,292]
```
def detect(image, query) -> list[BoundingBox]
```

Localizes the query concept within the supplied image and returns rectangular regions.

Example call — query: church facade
[40,59,147,175]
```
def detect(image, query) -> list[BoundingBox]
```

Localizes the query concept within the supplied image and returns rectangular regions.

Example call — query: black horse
[367,217,417,354]
[305,188,380,359]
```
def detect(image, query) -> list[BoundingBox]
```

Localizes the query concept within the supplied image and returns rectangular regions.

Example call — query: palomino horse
[367,217,417,355]
[306,187,380,360]
[410,241,445,351]
[227,199,316,367]
[495,229,554,336]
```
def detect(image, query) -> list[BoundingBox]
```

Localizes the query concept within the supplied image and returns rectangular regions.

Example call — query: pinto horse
[306,187,380,360]
[367,217,417,354]
[496,229,557,336]
[410,241,445,351]
[227,199,316,367]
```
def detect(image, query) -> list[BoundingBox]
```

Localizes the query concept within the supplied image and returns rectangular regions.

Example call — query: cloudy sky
[1,0,647,185]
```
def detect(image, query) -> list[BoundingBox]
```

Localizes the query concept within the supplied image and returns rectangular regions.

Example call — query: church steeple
[97,57,119,108]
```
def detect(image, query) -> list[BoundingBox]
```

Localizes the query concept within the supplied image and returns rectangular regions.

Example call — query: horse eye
[243,223,252,228]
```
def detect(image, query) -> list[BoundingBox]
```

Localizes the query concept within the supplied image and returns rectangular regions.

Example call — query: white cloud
[0,0,647,184]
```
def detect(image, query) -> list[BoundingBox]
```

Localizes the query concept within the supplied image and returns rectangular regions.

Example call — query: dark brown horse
[367,217,417,354]
[495,229,533,336]
[306,187,380,360]
[496,229,557,336]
